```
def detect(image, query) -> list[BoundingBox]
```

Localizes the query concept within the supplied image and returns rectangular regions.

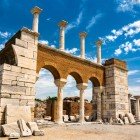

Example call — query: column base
[55,120,64,124]
[96,119,102,123]
[79,119,86,124]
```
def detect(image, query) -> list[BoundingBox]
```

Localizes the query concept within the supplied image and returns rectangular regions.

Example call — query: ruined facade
[0,6,134,127]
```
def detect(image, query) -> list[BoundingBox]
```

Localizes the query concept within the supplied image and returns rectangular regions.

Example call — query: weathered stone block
[1,98,19,107]
[11,65,21,73]
[33,130,44,136]
[5,105,32,124]
[26,122,39,133]
[21,68,36,76]
[9,132,20,139]
[2,122,20,136]
[17,56,36,70]
[17,119,32,137]
[15,38,28,48]
[1,85,26,95]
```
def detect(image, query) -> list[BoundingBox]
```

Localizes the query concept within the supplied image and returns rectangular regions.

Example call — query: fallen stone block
[117,118,124,124]
[9,132,20,139]
[2,122,20,136]
[125,113,136,124]
[17,119,32,137]
[63,115,69,122]
[124,117,129,124]
[33,130,44,136]
[44,116,51,121]
[109,117,113,124]
[85,116,89,122]
[26,122,39,133]
[5,105,31,124]
[70,116,76,122]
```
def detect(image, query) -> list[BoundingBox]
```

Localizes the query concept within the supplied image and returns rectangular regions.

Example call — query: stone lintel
[38,43,105,71]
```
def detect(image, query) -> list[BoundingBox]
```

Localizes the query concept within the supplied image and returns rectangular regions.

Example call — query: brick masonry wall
[104,59,129,119]
[0,28,38,125]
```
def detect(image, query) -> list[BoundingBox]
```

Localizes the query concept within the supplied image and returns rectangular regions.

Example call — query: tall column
[79,32,87,59]
[31,6,42,33]
[136,98,140,120]
[76,83,87,123]
[96,40,102,64]
[58,20,68,51]
[128,94,132,113]
[54,78,67,124]
[94,86,104,122]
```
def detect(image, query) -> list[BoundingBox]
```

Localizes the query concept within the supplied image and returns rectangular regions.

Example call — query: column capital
[79,32,87,38]
[58,20,68,28]
[31,6,42,14]
[93,86,105,94]
[54,78,67,88]
[96,39,102,47]
[76,83,88,90]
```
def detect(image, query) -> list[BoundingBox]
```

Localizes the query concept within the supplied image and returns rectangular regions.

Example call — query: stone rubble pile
[109,113,136,125]
[2,119,44,139]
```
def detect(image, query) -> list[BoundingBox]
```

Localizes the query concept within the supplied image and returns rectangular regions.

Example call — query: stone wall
[103,58,129,119]
[0,27,38,125]
[63,102,93,116]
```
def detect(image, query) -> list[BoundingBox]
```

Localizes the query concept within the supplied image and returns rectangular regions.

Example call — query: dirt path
[1,124,140,140]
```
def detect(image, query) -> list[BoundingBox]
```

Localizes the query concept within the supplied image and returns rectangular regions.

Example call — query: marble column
[79,32,87,59]
[31,6,42,33]
[54,78,67,124]
[96,40,102,65]
[58,20,68,51]
[76,83,88,123]
[128,94,132,113]
[136,98,140,120]
[94,86,104,122]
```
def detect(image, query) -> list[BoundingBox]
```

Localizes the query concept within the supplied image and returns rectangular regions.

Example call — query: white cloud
[136,79,140,83]
[0,44,4,50]
[39,40,56,48]
[65,48,78,54]
[129,85,140,95]
[133,39,140,46]
[86,13,102,31]
[66,11,83,33]
[114,48,122,56]
[114,40,140,56]
[102,20,140,43]
[116,0,140,12]
[86,56,106,64]
[39,40,49,45]
[0,31,11,38]
[128,70,140,75]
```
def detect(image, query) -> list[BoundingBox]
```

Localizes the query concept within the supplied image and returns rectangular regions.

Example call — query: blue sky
[0,0,140,99]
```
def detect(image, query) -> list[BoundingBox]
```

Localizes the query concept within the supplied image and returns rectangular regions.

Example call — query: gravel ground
[1,124,140,140]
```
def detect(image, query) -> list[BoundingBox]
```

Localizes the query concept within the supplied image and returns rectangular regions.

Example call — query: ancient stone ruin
[0,6,140,138]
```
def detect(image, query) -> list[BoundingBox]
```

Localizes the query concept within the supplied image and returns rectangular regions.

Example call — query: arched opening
[63,72,83,123]
[88,77,101,121]
[35,66,60,122]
